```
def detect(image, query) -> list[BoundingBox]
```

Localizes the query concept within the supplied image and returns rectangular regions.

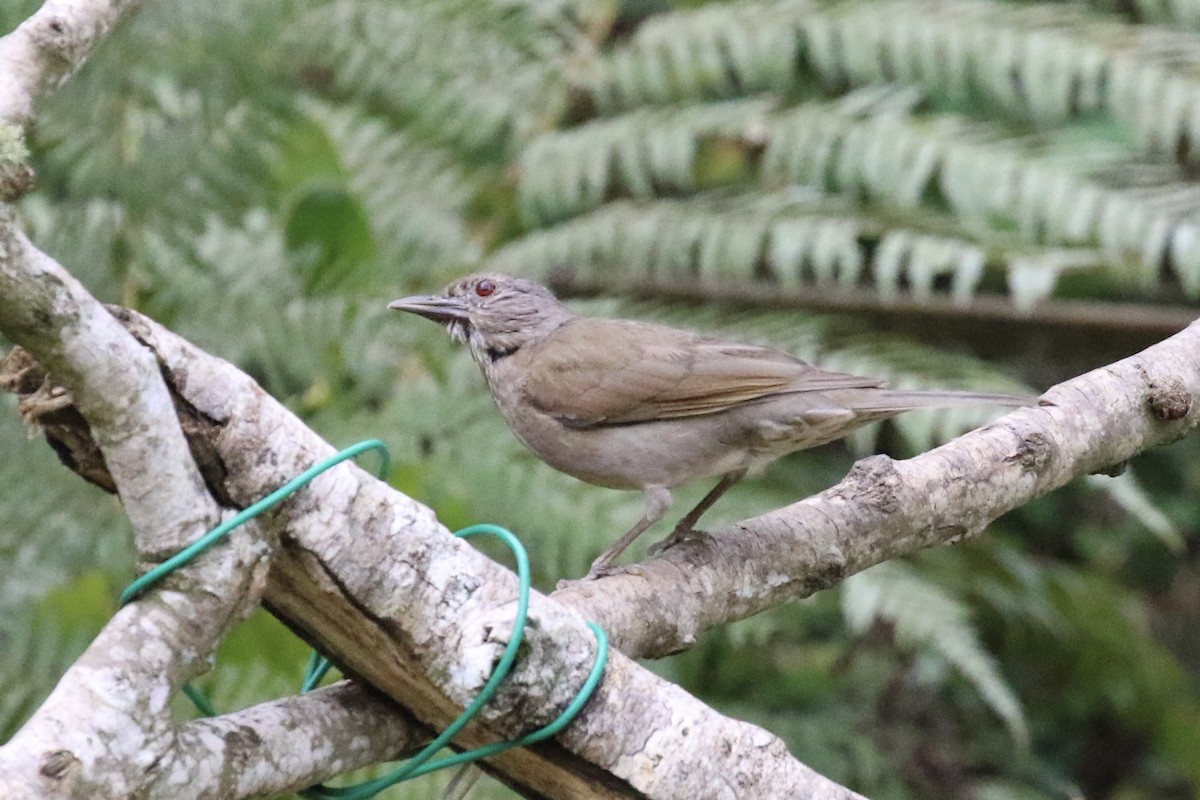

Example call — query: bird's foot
[555,562,646,590]
[556,566,613,591]
[648,525,708,556]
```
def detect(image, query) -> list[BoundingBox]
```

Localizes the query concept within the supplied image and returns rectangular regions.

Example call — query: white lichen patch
[0,124,28,164]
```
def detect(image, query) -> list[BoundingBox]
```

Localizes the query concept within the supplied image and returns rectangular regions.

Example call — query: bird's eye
[475,279,496,297]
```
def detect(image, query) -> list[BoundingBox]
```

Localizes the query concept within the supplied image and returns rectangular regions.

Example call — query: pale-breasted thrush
[390,273,1030,583]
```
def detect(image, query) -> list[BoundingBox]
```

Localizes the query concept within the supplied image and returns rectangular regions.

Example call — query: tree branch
[0,3,282,797]
[0,0,145,128]
[0,217,275,799]
[6,312,1196,796]
[2,4,840,798]
[160,682,427,799]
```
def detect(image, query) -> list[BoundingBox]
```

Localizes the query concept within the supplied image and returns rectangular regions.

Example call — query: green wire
[301,650,333,694]
[116,441,608,798]
[182,683,217,718]
[301,524,608,800]
[301,623,608,798]
[119,439,390,605]
[118,440,389,723]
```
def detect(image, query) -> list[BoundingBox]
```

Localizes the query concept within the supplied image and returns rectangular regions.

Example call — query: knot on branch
[31,14,85,68]
[1147,375,1191,421]
[1,313,233,503]
[838,454,901,513]
[39,748,80,781]
[0,345,114,491]
[1007,430,1053,473]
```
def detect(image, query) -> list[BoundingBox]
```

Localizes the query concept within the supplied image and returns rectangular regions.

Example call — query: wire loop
[117,440,608,798]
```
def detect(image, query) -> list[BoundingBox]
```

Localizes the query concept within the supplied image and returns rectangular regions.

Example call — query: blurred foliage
[2,1,1200,799]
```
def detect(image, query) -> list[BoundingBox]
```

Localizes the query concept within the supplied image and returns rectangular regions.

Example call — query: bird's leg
[557,486,672,587]
[648,470,746,555]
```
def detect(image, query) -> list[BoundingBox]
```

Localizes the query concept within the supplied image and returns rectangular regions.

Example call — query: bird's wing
[517,318,884,427]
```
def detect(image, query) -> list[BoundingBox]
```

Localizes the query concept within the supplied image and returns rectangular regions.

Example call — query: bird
[389,273,1032,584]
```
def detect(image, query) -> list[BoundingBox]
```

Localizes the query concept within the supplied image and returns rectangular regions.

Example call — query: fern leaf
[297,100,480,281]
[489,194,1105,308]
[519,97,776,224]
[806,0,1200,166]
[843,562,1030,748]
[587,0,813,113]
[289,0,579,153]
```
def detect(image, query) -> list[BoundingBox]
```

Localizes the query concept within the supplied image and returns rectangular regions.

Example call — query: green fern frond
[132,211,431,409]
[169,104,286,228]
[519,97,776,224]
[522,89,1200,296]
[807,0,1200,163]
[289,0,578,153]
[843,562,1030,748]
[1086,470,1186,553]
[489,194,1106,308]
[17,197,130,304]
[809,2,1108,120]
[132,211,297,335]
[295,100,480,283]
[934,131,1200,295]
[586,0,814,113]
[761,82,1200,297]
[0,409,131,608]
[32,0,294,213]
[0,415,127,736]
[36,70,238,215]
[510,0,1200,301]
[759,98,954,205]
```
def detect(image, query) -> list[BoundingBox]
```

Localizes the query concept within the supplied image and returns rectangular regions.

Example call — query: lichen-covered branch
[0,194,426,798]
[0,569,263,798]
[0,216,223,555]
[0,0,145,128]
[6,313,1197,796]
[0,2,277,797]
[113,309,859,799]
[160,682,429,799]
[0,215,280,798]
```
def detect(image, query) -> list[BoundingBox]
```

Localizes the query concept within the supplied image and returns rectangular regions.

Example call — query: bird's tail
[844,388,1037,414]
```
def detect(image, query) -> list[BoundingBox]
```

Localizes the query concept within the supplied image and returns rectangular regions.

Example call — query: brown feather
[517,318,884,427]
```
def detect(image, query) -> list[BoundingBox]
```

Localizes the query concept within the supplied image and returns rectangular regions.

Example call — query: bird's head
[388,273,574,363]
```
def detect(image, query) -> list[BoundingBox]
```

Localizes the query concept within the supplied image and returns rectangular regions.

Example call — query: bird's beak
[387,294,469,323]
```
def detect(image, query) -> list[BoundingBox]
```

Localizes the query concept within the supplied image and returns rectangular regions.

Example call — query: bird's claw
[556,568,612,590]
[556,562,647,590]
[648,525,708,556]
